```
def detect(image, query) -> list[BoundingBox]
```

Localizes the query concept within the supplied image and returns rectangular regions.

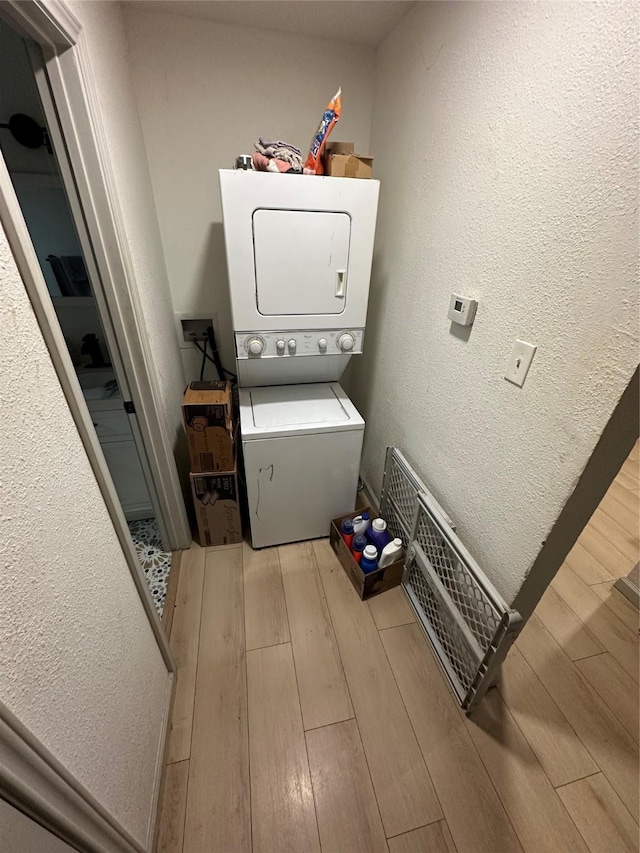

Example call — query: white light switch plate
[505,340,537,387]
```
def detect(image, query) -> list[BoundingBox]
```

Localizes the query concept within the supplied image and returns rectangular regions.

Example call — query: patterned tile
[128,517,171,616]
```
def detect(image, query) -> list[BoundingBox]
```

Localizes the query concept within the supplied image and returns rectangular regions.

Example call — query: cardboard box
[326,141,355,155]
[182,380,234,472]
[324,152,373,180]
[190,467,242,547]
[329,507,404,600]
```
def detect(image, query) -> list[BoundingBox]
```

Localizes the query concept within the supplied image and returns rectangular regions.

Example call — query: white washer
[239,383,364,548]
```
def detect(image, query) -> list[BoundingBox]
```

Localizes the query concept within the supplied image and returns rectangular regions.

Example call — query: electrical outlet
[178,315,215,345]
[505,339,537,388]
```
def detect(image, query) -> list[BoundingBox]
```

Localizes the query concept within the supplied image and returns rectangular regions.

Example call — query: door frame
[0,0,192,554]
[0,701,154,853]
[0,4,181,846]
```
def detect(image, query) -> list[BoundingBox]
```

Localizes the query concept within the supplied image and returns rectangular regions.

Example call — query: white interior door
[253,209,350,315]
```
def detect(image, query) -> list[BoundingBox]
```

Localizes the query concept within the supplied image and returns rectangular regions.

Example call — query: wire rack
[381,447,522,712]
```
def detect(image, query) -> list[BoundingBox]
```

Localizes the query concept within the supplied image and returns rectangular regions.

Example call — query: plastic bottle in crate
[366,518,392,551]
[341,517,355,549]
[378,538,404,568]
[360,545,379,574]
[351,535,367,564]
[353,512,370,536]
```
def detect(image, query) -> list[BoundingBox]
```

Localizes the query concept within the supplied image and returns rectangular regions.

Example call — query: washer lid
[239,382,364,439]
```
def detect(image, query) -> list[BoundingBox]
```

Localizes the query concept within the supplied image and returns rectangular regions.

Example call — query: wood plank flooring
[306,719,388,853]
[158,444,639,852]
[247,643,320,852]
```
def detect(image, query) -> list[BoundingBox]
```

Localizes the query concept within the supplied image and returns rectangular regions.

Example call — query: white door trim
[2,0,191,553]
[0,3,181,849]
[26,42,172,545]
[3,0,79,47]
[0,690,174,853]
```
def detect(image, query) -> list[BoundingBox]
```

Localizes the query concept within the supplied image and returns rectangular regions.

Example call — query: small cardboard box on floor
[182,380,234,473]
[190,465,242,547]
[329,507,404,600]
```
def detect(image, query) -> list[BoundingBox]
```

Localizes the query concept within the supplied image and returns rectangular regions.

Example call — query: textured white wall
[0,220,170,846]
[67,0,186,459]
[124,6,375,380]
[347,1,639,603]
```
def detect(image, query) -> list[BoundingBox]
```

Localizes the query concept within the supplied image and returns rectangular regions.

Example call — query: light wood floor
[158,443,639,853]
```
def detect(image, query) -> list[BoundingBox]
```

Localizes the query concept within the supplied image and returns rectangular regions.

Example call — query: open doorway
[0,18,171,612]
[534,438,639,644]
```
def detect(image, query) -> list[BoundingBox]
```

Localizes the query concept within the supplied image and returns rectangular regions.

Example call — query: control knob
[288,339,297,354]
[276,339,286,355]
[318,338,328,352]
[337,332,356,352]
[245,335,265,356]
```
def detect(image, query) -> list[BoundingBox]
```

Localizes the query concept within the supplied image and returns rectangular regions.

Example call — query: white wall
[347,1,639,603]
[67,0,187,460]
[0,220,169,846]
[124,6,375,380]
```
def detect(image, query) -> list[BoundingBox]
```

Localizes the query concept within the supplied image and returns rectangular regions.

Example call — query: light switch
[505,340,537,388]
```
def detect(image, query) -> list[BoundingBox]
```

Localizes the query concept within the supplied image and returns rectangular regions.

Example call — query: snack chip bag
[304,87,341,175]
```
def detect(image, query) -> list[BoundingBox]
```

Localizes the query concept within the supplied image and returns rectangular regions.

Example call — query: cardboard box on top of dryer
[329,506,404,600]
[182,380,234,473]
[190,465,242,547]
[323,142,373,180]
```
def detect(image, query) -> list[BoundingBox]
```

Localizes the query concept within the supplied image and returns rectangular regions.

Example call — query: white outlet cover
[505,339,537,388]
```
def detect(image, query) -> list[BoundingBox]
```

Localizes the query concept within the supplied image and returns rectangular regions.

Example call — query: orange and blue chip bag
[304,87,341,175]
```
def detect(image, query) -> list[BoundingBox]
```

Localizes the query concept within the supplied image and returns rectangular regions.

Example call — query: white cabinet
[87,397,153,520]
[90,408,130,440]
[100,437,154,519]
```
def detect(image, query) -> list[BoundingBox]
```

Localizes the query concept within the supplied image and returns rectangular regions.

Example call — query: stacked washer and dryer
[219,169,380,548]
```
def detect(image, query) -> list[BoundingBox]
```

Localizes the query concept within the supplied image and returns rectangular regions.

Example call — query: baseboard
[614,576,640,609]
[148,672,176,852]
[161,550,183,640]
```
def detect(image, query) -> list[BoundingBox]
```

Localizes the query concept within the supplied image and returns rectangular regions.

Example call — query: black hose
[199,337,208,381]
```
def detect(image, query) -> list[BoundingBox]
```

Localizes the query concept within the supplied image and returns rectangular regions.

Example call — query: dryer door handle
[335,270,346,298]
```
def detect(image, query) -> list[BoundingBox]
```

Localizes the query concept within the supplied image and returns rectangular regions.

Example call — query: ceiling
[126,1,415,47]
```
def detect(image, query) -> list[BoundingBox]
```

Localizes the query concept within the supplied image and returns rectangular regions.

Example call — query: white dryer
[219,170,380,548]
[220,169,379,387]
[239,383,364,548]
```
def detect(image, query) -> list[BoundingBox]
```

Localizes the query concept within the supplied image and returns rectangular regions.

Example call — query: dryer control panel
[235,329,364,359]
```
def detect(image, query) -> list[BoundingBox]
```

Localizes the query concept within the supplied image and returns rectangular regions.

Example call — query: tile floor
[128,517,172,615]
